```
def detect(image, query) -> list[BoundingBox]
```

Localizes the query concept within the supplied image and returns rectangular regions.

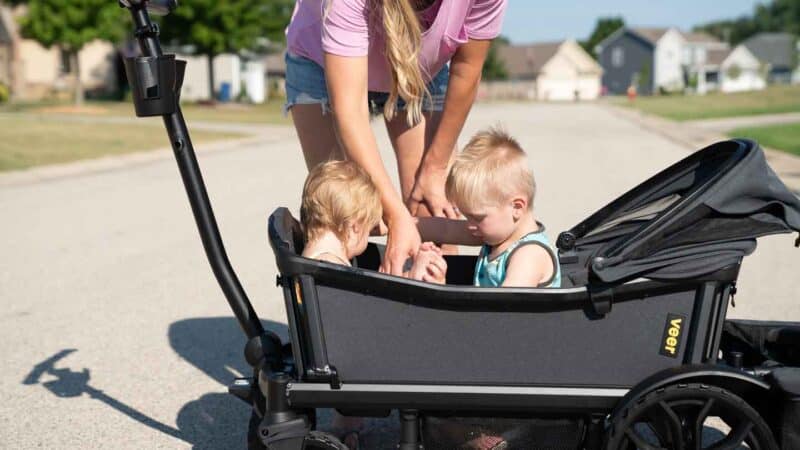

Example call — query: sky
[501,0,767,44]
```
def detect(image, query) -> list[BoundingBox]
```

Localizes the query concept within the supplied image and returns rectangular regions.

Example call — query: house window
[612,47,624,67]
[59,49,72,75]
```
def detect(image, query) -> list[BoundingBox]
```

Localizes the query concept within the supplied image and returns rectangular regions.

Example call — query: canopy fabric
[561,140,800,284]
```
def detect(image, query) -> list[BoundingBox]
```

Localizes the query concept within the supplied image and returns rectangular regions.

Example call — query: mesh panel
[422,416,585,450]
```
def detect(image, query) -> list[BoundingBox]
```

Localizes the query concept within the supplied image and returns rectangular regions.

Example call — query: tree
[8,0,126,105]
[158,0,294,100]
[581,17,625,58]
[482,35,509,81]
[694,0,800,45]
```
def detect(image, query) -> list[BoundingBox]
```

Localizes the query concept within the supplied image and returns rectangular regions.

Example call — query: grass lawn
[613,85,800,121]
[728,122,800,157]
[0,115,243,171]
[0,99,290,125]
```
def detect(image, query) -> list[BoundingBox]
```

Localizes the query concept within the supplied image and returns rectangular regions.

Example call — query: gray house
[742,32,799,84]
[595,27,686,95]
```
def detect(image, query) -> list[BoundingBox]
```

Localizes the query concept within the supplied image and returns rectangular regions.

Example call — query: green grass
[613,85,800,121]
[0,115,243,171]
[728,122,800,157]
[0,99,290,124]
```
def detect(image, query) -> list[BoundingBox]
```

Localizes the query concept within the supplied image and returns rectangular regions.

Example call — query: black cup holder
[124,54,186,117]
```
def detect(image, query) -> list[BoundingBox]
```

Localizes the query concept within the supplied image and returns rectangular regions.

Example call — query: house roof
[497,41,562,78]
[595,27,672,53]
[631,28,670,45]
[743,32,798,70]
[682,31,723,44]
[706,48,732,66]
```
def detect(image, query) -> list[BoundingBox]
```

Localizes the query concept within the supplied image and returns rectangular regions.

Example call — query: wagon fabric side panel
[311,280,714,387]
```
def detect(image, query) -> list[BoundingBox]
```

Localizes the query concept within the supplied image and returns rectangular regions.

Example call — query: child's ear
[348,220,361,236]
[511,196,527,219]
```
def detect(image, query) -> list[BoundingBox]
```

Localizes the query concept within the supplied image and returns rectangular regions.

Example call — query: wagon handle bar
[121,1,265,342]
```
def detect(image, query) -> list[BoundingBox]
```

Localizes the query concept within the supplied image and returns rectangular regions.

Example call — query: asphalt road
[1,102,798,449]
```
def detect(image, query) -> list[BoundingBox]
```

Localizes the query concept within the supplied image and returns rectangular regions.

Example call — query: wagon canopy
[559,139,800,285]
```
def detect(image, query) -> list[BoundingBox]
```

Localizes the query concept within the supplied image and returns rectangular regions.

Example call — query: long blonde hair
[371,0,430,126]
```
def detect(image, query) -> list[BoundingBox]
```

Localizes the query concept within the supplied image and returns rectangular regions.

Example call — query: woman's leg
[290,104,344,171]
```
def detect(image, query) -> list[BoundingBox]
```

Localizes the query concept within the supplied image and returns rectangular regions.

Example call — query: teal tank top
[473,225,561,288]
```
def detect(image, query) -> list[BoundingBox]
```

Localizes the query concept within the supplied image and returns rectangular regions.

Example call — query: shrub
[0,82,9,103]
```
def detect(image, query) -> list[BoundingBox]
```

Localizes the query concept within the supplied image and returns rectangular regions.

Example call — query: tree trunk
[207,53,216,102]
[71,50,84,107]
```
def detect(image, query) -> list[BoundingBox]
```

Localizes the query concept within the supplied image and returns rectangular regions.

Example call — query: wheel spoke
[624,428,668,450]
[746,430,762,450]
[707,421,754,450]
[658,401,686,450]
[691,399,715,450]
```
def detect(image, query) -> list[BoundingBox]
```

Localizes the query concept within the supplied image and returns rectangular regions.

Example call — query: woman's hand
[407,164,458,219]
[380,210,422,276]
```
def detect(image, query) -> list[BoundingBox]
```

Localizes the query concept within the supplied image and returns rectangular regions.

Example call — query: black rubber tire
[605,383,778,450]
[302,431,350,450]
[249,413,347,450]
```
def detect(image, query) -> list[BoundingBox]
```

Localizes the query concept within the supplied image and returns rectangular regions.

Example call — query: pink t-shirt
[286,0,507,92]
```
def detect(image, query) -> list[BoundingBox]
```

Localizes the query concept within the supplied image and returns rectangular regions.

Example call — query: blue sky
[502,0,766,44]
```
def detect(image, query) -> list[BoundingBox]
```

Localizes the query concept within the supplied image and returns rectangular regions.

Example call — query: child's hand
[408,242,447,284]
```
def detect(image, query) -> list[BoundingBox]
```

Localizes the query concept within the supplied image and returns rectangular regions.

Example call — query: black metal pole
[125,3,265,341]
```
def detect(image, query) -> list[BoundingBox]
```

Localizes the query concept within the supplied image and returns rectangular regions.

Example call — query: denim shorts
[284,51,449,116]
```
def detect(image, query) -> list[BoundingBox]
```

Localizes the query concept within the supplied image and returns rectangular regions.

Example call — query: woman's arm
[407,39,492,216]
[324,53,421,275]
[416,217,482,246]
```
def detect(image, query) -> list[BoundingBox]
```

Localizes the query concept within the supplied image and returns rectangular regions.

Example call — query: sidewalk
[606,105,800,193]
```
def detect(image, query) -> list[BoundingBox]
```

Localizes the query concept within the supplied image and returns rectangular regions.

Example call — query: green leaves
[581,17,625,58]
[158,0,294,56]
[482,38,508,81]
[11,0,126,51]
[694,0,800,45]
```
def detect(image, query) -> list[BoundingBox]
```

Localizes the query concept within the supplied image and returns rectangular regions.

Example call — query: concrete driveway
[1,102,798,448]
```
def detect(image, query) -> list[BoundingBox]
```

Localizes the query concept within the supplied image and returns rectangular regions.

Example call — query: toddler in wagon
[300,160,446,283]
[416,127,561,449]
[419,126,561,288]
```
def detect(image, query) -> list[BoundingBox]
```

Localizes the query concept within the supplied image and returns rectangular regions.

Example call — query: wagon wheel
[605,383,778,450]
[248,413,343,450]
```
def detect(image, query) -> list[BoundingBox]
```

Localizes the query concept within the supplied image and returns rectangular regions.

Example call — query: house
[494,39,602,101]
[170,52,267,103]
[687,44,767,93]
[0,5,20,95]
[742,32,800,84]
[717,45,767,92]
[263,51,287,100]
[681,31,730,94]
[0,5,118,100]
[595,27,686,95]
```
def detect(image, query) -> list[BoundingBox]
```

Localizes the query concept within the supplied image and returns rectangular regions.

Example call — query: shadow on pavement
[23,348,188,444]
[22,318,288,449]
[168,317,289,448]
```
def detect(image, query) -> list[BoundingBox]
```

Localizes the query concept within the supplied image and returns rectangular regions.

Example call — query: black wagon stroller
[119,2,800,448]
